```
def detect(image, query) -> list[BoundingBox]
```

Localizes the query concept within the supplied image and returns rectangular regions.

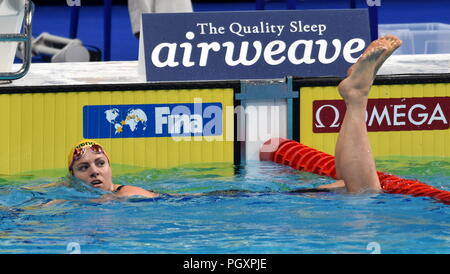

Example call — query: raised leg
[334,35,402,193]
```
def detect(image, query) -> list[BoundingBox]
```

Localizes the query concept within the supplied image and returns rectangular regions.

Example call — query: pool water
[0,159,449,254]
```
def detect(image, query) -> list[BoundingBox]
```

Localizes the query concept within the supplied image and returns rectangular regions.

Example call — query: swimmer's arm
[289,181,345,194]
[42,199,66,207]
[23,181,69,190]
[317,180,346,190]
[22,199,66,209]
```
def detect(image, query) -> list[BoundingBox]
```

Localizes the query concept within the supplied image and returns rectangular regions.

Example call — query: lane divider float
[260,138,450,205]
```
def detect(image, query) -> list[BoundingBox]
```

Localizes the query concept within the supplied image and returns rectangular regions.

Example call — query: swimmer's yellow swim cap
[67,139,110,173]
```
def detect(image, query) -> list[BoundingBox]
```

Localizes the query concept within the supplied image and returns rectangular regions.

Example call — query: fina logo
[104,108,148,135]
[154,105,213,136]
[84,102,223,139]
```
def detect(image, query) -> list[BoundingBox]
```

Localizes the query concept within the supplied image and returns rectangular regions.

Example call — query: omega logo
[313,97,449,133]
[314,104,341,128]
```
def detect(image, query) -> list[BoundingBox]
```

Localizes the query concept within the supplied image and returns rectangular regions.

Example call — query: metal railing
[0,0,34,81]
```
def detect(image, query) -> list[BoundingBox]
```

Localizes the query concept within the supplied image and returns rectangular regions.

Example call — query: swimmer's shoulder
[113,184,160,198]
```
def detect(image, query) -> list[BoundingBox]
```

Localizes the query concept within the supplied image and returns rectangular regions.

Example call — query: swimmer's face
[71,149,113,192]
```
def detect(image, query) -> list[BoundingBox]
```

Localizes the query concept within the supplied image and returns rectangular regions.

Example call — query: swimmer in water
[68,140,160,199]
[33,35,402,202]
[66,36,402,199]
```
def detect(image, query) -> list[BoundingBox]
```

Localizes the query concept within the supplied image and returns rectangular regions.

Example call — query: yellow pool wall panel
[299,83,450,158]
[0,88,234,176]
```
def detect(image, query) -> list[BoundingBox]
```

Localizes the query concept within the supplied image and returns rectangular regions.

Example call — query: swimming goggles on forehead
[73,144,104,160]
[69,144,106,171]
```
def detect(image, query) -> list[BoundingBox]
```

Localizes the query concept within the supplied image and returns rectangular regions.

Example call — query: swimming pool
[0,158,449,254]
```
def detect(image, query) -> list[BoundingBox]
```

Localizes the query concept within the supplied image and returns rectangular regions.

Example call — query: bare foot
[338,35,402,105]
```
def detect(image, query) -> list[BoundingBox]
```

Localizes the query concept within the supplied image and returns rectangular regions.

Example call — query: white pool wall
[0,0,25,73]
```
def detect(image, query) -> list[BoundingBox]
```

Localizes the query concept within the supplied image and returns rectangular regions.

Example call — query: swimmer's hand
[317,180,346,190]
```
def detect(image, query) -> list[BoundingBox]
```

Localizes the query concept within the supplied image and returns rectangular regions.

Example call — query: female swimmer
[68,140,160,199]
